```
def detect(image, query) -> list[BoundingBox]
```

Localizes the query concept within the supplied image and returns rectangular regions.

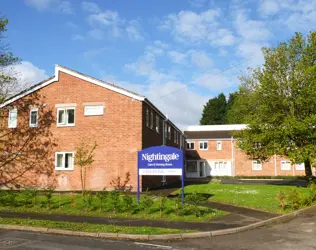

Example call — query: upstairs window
[252,160,262,171]
[55,152,74,170]
[57,108,75,126]
[8,107,17,128]
[146,108,149,127]
[186,142,194,150]
[29,108,39,128]
[199,141,208,150]
[216,141,222,150]
[164,123,168,138]
[155,115,159,133]
[150,111,154,129]
[168,126,171,139]
[174,131,177,143]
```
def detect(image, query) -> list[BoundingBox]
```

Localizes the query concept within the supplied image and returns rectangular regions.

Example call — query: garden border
[0,204,315,241]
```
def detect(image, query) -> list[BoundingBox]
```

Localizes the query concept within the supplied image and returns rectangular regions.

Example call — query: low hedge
[207,175,313,180]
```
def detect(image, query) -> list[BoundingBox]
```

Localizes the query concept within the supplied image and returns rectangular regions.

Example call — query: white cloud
[3,61,48,96]
[126,20,144,41]
[160,9,236,47]
[72,34,84,41]
[25,0,74,14]
[237,41,265,67]
[189,50,212,69]
[193,69,236,91]
[168,51,188,64]
[258,0,280,16]
[86,10,144,41]
[160,9,220,43]
[81,1,101,13]
[235,11,272,42]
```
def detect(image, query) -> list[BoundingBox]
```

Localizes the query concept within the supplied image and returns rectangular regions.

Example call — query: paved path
[0,206,315,249]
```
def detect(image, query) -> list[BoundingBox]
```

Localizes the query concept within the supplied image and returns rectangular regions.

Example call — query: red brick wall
[185,138,306,177]
[141,102,182,190]
[2,71,143,191]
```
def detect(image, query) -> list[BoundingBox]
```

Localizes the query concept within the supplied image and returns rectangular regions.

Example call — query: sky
[2,0,316,128]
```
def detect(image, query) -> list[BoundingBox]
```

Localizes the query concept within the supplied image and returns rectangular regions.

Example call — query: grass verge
[174,183,311,213]
[0,217,197,235]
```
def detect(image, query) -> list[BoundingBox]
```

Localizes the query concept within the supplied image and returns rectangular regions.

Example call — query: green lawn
[174,183,311,213]
[0,218,196,235]
[0,191,226,222]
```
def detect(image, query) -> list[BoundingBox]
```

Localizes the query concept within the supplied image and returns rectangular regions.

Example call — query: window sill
[252,169,262,171]
[199,149,208,151]
[57,124,75,127]
[55,168,74,171]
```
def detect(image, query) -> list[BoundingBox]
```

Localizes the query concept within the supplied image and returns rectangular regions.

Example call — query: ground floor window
[55,152,74,170]
[295,163,305,171]
[252,160,262,171]
[186,161,197,172]
[281,161,291,171]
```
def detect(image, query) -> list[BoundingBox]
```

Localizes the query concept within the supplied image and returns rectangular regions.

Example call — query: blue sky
[3,0,316,127]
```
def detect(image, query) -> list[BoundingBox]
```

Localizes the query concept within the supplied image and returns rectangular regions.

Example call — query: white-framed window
[281,161,291,171]
[146,108,149,127]
[296,163,305,171]
[150,111,154,129]
[252,160,262,171]
[187,161,197,172]
[155,115,159,133]
[199,141,208,150]
[8,107,18,128]
[216,141,222,150]
[164,123,168,138]
[57,107,75,126]
[29,108,39,128]
[186,142,194,150]
[55,152,74,170]
[84,105,104,116]
[168,126,171,139]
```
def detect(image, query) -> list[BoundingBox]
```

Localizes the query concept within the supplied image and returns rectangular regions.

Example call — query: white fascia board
[56,65,145,101]
[0,78,56,108]
[0,65,145,108]
[186,124,248,132]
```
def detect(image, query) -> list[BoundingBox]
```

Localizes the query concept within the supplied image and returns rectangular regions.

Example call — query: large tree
[234,32,316,177]
[200,93,227,125]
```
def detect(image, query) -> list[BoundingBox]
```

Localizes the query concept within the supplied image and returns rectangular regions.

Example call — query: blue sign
[138,146,184,176]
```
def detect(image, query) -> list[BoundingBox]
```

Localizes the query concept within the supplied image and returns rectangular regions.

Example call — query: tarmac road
[0,206,315,250]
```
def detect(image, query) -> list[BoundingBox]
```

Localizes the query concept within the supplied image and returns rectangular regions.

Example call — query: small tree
[74,141,97,196]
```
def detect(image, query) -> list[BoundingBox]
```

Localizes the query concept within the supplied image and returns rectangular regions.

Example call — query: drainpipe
[231,136,235,176]
[274,154,277,176]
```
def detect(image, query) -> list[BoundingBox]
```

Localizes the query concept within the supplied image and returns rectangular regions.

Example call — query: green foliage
[308,182,316,202]
[141,194,154,210]
[108,190,121,213]
[121,193,134,212]
[74,141,97,196]
[186,192,208,217]
[200,93,228,125]
[42,189,54,210]
[83,191,94,211]
[287,189,301,210]
[232,32,316,176]
[276,191,287,211]
[96,189,108,212]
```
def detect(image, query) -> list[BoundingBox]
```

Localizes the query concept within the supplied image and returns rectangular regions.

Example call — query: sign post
[137,146,184,205]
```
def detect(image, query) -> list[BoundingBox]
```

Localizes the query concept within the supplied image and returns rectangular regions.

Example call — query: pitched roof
[0,65,183,133]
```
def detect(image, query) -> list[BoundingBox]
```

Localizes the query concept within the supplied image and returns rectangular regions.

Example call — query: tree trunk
[304,159,313,177]
[80,167,84,196]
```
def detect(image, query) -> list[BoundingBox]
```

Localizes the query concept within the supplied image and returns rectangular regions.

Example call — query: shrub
[43,188,54,209]
[108,190,121,213]
[173,196,182,216]
[308,182,316,202]
[287,189,301,210]
[158,196,167,218]
[121,193,134,212]
[83,191,94,211]
[141,194,154,210]
[276,191,287,211]
[110,172,132,191]
[96,189,108,213]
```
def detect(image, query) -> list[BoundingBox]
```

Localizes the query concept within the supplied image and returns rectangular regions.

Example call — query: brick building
[184,125,314,178]
[0,65,184,191]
